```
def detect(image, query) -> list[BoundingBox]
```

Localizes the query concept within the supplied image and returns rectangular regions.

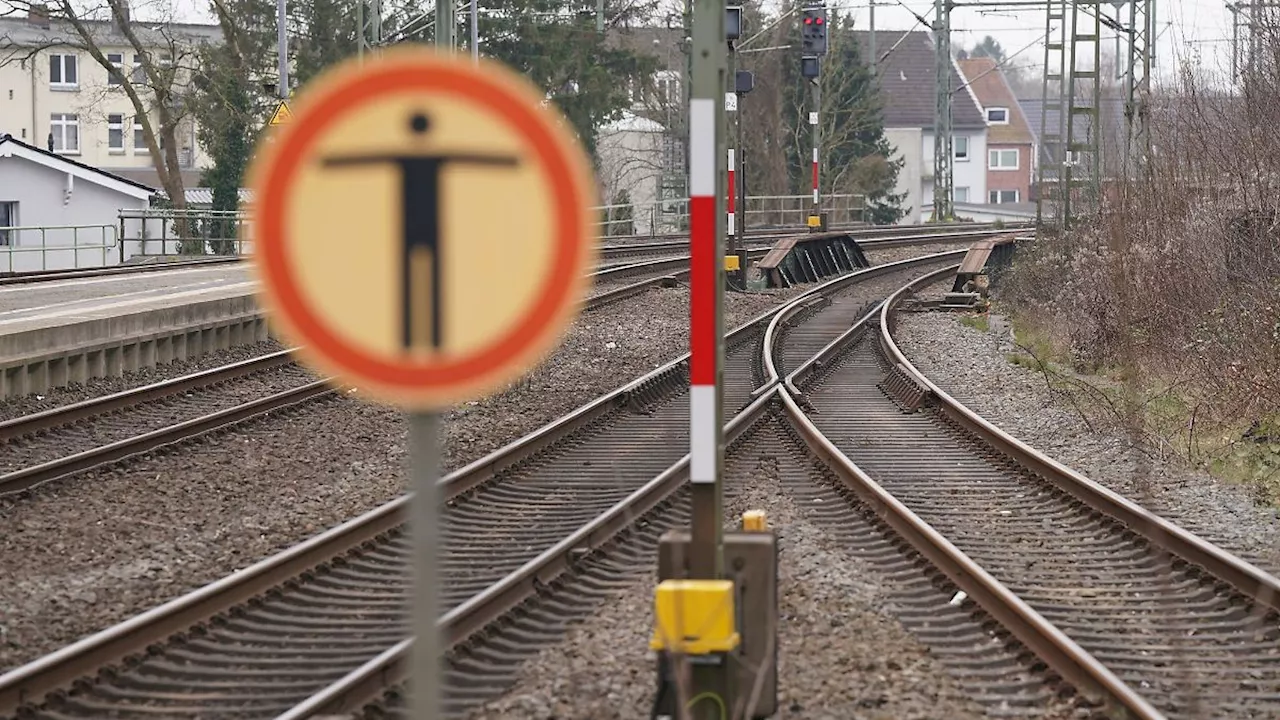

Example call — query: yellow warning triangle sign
[268,101,293,126]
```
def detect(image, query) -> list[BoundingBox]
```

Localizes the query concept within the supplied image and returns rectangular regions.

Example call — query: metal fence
[118,209,254,259]
[594,194,866,237]
[0,224,119,273]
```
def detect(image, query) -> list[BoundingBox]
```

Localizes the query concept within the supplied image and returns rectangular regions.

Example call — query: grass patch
[958,313,989,332]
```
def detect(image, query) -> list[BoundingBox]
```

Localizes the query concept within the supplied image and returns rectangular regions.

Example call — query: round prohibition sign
[247,49,599,410]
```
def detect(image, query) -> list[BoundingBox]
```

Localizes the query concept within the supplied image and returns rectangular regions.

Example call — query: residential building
[854,31,988,223]
[0,9,220,186]
[603,27,686,233]
[957,57,1034,206]
[1017,93,1128,195]
[0,133,153,272]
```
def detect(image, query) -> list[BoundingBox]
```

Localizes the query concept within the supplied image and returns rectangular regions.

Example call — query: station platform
[0,265,266,398]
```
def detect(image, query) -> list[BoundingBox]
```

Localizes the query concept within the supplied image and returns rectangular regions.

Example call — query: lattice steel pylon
[1037,1,1104,230]
[1035,0,1068,229]
[1122,0,1155,178]
[357,0,383,58]
[932,0,953,222]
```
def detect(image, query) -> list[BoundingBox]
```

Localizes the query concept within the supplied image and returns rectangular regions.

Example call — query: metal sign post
[408,18,456,720]
[245,49,596,720]
[688,0,726,590]
[276,0,288,100]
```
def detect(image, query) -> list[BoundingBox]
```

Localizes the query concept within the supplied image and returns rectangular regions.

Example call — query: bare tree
[0,0,215,220]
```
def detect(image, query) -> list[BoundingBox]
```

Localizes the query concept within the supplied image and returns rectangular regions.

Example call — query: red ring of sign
[257,61,585,389]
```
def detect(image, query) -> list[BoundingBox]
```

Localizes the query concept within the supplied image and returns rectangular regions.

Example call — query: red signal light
[815,16,823,24]
[804,16,812,23]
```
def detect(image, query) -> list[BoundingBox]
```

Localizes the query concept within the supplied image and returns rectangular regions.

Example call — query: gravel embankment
[468,426,987,719]
[893,310,1280,577]
[0,339,288,422]
[0,285,809,672]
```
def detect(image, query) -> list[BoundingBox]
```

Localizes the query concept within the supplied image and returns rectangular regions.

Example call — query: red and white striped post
[727,146,737,235]
[689,96,718,496]
[811,145,819,205]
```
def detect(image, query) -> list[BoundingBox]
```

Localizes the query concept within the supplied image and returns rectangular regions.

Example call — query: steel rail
[0,381,336,497]
[0,350,297,443]
[876,271,1280,615]
[0,243,996,718]
[768,266,1165,718]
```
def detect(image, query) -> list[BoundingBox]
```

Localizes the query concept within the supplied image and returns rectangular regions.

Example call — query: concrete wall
[921,129,988,222]
[595,115,665,235]
[0,157,147,272]
[883,127,922,225]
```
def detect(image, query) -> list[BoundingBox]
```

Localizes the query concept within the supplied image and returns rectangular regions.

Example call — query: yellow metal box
[650,579,741,655]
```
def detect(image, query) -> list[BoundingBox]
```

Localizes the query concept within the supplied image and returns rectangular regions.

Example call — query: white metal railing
[0,224,119,273]
[118,209,252,260]
[592,193,867,237]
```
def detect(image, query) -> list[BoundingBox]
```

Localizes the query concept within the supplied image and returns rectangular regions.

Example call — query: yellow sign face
[246,49,598,410]
[268,101,293,126]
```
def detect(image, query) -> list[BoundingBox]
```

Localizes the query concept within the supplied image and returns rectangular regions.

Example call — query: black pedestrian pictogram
[322,111,520,353]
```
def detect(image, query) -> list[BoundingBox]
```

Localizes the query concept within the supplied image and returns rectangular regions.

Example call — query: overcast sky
[160,0,1241,87]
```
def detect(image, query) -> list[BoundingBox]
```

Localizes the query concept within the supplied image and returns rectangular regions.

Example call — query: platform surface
[0,265,255,335]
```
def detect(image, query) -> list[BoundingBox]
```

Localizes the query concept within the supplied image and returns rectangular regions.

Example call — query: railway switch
[652,529,779,719]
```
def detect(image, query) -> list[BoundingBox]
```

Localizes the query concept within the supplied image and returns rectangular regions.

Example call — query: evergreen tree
[293,0,359,85]
[476,0,659,157]
[824,14,906,223]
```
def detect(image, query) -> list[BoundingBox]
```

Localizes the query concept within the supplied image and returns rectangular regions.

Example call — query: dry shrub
[1000,24,1280,490]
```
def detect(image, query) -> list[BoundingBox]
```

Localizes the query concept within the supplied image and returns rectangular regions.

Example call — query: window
[133,117,147,152]
[0,202,16,247]
[107,52,124,85]
[48,53,77,88]
[655,70,680,106]
[108,114,124,152]
[986,107,1009,124]
[954,186,970,203]
[989,148,1019,170]
[50,113,79,153]
[953,136,969,161]
[132,54,146,84]
[989,189,1019,204]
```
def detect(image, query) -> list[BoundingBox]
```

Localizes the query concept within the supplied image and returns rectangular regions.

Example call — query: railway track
[772,267,1280,719]
[0,255,722,497]
[0,249,975,719]
[0,227,988,497]
[0,222,1028,286]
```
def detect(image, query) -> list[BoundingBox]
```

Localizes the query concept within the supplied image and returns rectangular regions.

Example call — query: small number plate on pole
[725,92,737,112]
[809,111,818,125]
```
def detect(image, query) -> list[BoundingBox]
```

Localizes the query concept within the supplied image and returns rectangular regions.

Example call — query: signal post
[801,3,829,230]
[649,0,779,716]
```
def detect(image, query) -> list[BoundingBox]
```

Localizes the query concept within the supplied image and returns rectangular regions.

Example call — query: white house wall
[921,130,988,223]
[882,127,922,226]
[0,45,211,173]
[0,156,148,272]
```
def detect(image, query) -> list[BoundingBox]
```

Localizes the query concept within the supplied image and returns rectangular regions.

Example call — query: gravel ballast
[467,425,987,719]
[862,241,973,267]
[893,310,1280,577]
[0,284,810,672]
